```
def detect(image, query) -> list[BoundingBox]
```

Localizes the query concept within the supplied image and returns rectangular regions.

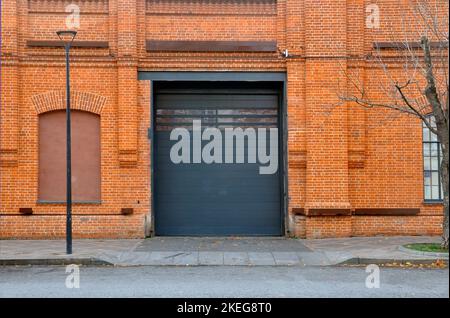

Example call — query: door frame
[138,71,288,237]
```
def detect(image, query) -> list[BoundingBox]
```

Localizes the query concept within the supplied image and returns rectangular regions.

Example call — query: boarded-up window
[39,110,101,202]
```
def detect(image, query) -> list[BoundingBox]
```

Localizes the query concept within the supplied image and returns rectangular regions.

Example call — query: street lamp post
[56,30,77,255]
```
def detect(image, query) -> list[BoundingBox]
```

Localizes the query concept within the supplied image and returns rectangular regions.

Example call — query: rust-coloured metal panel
[307,209,352,216]
[39,110,100,202]
[353,208,420,216]
[146,40,277,52]
[27,40,109,48]
[373,41,448,49]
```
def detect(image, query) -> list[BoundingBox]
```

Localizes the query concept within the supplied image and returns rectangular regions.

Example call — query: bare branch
[395,82,439,134]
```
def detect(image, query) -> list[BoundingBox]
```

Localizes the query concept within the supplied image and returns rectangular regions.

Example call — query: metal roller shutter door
[154,84,282,236]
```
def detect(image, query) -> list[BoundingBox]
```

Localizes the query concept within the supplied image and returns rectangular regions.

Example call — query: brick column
[286,0,307,236]
[117,0,138,167]
[347,0,367,170]
[276,0,287,51]
[0,0,19,167]
[303,0,351,217]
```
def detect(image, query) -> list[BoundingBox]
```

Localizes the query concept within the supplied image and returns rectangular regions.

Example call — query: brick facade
[0,0,445,239]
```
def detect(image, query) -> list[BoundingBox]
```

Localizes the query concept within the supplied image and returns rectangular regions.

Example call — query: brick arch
[31,90,107,115]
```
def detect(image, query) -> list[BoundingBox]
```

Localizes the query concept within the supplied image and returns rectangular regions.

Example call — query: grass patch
[404,243,449,254]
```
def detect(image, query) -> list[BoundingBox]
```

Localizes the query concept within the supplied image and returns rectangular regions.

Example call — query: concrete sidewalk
[0,236,447,267]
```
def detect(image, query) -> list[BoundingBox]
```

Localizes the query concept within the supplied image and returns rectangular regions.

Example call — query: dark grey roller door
[154,83,282,236]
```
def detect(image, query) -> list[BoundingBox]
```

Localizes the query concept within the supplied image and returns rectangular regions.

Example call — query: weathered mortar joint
[288,150,307,169]
[0,149,18,167]
[119,150,138,167]
[348,150,366,168]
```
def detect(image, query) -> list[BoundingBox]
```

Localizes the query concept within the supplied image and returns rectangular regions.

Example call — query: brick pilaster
[347,0,367,170]
[117,0,138,167]
[0,0,19,167]
[303,0,351,213]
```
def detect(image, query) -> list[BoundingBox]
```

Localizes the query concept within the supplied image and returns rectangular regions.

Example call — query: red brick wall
[0,0,446,239]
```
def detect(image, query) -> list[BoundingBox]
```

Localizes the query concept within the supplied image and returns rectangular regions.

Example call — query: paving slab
[1,236,446,267]
[171,252,200,266]
[272,252,300,266]
[0,239,140,260]
[148,251,184,265]
[297,251,332,266]
[134,237,311,252]
[223,252,249,265]
[117,252,148,265]
[248,252,276,266]
[199,252,224,265]
[302,236,445,264]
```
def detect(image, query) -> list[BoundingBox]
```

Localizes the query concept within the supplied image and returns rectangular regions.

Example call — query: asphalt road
[0,265,448,298]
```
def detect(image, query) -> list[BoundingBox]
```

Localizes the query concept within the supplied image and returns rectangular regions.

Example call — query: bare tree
[338,0,449,248]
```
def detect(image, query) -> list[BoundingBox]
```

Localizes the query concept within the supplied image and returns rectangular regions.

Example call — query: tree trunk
[439,138,449,249]
[421,36,449,249]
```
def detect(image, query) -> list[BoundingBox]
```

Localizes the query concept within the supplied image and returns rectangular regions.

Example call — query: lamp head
[56,30,77,45]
